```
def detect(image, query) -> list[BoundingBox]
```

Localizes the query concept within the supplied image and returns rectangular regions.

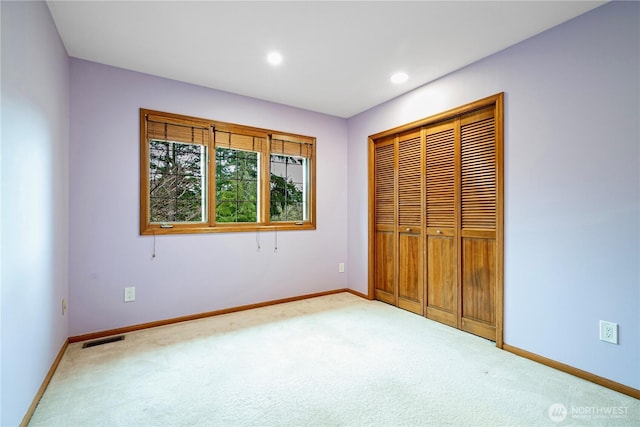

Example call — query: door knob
[436,229,441,234]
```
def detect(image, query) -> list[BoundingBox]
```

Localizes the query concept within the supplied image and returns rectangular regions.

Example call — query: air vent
[82,335,125,348]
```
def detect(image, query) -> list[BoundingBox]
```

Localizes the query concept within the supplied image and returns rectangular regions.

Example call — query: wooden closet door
[397,130,423,314]
[373,137,396,305]
[425,120,458,327]
[459,107,497,340]
[370,93,503,346]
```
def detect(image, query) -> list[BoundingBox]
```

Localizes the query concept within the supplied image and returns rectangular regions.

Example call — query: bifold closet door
[373,131,424,315]
[459,107,497,340]
[397,130,423,315]
[424,120,458,327]
[374,137,395,305]
[370,93,503,345]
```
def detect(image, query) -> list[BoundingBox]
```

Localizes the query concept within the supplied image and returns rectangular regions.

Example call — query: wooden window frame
[140,109,316,235]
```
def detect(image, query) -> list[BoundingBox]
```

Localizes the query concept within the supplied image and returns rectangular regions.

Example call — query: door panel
[461,108,496,230]
[374,230,395,304]
[426,233,456,327]
[461,237,496,340]
[425,121,457,326]
[397,130,423,314]
[425,122,456,229]
[398,230,422,314]
[460,106,497,341]
[374,141,395,227]
[398,131,422,227]
[374,138,396,304]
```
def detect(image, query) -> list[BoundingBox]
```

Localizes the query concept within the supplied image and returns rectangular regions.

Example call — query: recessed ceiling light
[390,72,408,84]
[267,51,283,66]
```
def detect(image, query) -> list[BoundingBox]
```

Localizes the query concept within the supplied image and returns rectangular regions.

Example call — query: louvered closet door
[370,94,503,345]
[397,130,424,315]
[425,120,458,327]
[459,107,497,340]
[374,137,396,305]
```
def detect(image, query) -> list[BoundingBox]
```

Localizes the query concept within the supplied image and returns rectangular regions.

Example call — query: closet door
[373,137,396,305]
[397,130,423,314]
[425,120,458,327]
[369,93,503,345]
[459,107,497,340]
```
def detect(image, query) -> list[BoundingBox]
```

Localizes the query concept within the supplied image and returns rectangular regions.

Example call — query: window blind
[214,130,266,152]
[271,134,314,159]
[146,114,210,146]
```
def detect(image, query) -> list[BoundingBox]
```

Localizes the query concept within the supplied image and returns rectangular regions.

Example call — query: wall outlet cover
[124,287,136,302]
[599,320,618,344]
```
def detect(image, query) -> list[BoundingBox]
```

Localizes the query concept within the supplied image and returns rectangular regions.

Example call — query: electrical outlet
[599,320,618,344]
[338,263,345,273]
[61,298,67,316]
[124,287,136,303]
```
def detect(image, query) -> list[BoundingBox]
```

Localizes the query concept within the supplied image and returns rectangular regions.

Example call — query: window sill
[141,222,316,235]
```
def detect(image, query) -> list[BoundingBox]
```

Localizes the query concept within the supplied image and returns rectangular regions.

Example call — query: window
[215,147,259,223]
[214,129,265,224]
[140,109,316,234]
[270,135,313,223]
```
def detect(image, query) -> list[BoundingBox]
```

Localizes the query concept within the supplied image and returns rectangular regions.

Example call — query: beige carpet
[29,293,638,426]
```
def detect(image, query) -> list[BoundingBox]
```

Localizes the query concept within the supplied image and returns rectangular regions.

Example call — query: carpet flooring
[29,293,638,426]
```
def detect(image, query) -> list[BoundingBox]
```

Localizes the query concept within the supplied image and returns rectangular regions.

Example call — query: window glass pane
[215,147,259,223]
[149,140,207,223]
[270,155,307,222]
[215,202,237,222]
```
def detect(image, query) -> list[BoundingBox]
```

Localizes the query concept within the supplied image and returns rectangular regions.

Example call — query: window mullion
[261,136,272,226]
[209,126,216,228]
[284,157,289,221]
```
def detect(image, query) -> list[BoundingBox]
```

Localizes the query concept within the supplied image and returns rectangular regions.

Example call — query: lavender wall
[1,1,70,425]
[68,60,348,336]
[347,1,639,389]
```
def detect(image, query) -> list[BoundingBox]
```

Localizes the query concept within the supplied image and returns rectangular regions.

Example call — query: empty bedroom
[1,1,638,426]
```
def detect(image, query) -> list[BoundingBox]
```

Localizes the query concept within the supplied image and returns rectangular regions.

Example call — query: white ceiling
[47,1,606,118]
